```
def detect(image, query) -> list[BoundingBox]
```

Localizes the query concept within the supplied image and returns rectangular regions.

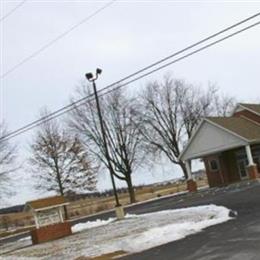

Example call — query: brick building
[179,103,260,188]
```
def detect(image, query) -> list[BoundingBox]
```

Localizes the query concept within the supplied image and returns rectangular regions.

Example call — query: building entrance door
[237,159,249,180]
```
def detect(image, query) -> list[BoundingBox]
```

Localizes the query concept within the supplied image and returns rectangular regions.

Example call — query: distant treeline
[0,178,186,214]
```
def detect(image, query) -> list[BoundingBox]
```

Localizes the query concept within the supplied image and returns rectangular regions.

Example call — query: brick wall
[222,150,240,183]
[204,155,226,187]
[204,152,240,187]
[31,222,72,244]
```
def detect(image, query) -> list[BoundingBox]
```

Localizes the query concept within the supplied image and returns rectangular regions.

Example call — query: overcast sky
[1,0,260,206]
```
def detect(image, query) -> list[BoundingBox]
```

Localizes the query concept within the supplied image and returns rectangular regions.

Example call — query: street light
[85,68,124,219]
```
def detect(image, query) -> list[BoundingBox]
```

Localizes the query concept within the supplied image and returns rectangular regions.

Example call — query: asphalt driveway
[122,180,260,260]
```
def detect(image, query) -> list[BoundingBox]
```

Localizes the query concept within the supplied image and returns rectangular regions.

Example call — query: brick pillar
[247,164,258,180]
[187,179,197,192]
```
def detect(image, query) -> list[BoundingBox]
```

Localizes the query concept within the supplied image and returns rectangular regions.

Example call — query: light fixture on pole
[85,68,124,219]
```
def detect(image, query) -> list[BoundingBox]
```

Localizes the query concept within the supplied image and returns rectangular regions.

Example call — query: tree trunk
[179,161,188,180]
[126,175,136,204]
[55,160,69,220]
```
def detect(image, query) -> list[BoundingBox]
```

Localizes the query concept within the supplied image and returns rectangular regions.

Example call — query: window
[209,159,219,171]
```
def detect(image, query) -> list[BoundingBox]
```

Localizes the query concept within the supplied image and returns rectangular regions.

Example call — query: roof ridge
[239,102,260,105]
[205,116,228,119]
[206,116,245,120]
[238,103,260,116]
[207,115,260,123]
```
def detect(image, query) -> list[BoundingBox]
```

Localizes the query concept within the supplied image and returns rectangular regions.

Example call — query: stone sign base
[187,179,198,192]
[115,205,125,220]
[31,222,72,244]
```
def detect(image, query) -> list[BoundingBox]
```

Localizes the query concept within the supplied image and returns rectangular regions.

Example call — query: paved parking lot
[123,180,260,260]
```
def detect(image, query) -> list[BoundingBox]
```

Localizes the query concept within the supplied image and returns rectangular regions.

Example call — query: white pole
[245,145,254,166]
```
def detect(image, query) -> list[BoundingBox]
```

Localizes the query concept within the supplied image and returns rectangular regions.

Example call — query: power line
[0,0,117,79]
[1,15,260,141]
[0,0,27,23]
[2,9,260,81]
[4,11,259,127]
[3,20,260,141]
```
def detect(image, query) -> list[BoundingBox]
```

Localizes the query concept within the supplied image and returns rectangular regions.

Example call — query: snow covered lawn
[2,204,233,259]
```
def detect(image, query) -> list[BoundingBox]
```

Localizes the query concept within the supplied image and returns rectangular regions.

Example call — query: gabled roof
[206,117,260,141]
[179,116,260,161]
[234,103,260,116]
[24,196,68,212]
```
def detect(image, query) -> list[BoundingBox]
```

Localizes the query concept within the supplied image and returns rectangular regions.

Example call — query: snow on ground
[72,217,115,233]
[1,205,233,259]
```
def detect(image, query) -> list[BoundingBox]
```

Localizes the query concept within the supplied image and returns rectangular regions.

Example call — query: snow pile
[4,204,234,259]
[118,205,232,252]
[17,214,133,243]
[72,217,115,233]
[18,236,31,242]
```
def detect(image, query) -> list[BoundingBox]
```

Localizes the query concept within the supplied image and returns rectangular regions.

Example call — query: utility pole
[85,68,125,219]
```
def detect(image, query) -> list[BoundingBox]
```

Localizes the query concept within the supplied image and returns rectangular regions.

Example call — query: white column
[245,144,254,166]
[185,160,193,180]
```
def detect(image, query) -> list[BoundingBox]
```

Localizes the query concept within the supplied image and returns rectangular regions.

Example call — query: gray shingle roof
[240,103,260,115]
[206,117,260,141]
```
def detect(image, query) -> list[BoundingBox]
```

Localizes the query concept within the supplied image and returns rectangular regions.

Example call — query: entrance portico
[179,116,260,188]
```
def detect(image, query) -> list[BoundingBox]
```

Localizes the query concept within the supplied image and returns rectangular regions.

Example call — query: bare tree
[0,123,16,198]
[139,76,235,179]
[69,86,146,203]
[212,94,236,117]
[30,110,97,217]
